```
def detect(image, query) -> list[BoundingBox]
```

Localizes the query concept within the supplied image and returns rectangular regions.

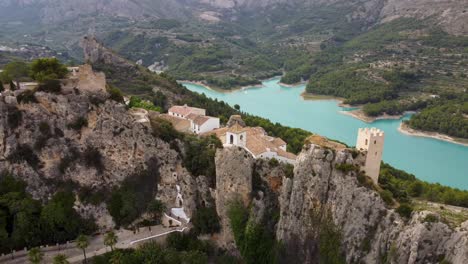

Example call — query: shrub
[7,144,41,169]
[396,203,413,218]
[192,206,221,235]
[268,158,279,168]
[17,89,38,104]
[34,136,49,151]
[38,121,51,136]
[107,85,124,103]
[283,164,294,178]
[335,163,359,173]
[379,190,395,206]
[67,117,88,130]
[7,107,22,128]
[58,148,80,174]
[107,168,159,227]
[150,117,181,142]
[82,146,104,173]
[423,214,438,223]
[37,79,62,93]
[129,96,161,112]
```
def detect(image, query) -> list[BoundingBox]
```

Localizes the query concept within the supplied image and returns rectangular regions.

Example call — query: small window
[375,152,378,156]
[230,135,234,144]
[365,139,368,145]
[374,140,377,144]
[240,135,244,141]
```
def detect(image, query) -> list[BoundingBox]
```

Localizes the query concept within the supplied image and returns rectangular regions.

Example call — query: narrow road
[1,225,188,264]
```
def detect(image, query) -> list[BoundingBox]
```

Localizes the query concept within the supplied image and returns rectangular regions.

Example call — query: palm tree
[109,250,123,264]
[53,254,70,264]
[147,200,166,220]
[104,231,118,252]
[28,247,43,264]
[76,234,90,263]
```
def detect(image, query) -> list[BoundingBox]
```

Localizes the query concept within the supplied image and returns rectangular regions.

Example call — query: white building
[356,128,385,184]
[186,113,220,134]
[207,116,296,164]
[164,104,219,134]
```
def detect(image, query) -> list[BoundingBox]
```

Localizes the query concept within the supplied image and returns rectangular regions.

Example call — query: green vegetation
[91,233,238,264]
[82,146,104,173]
[76,235,90,264]
[6,106,22,129]
[183,135,223,187]
[30,58,68,82]
[379,163,468,208]
[37,79,62,94]
[407,93,468,138]
[227,198,280,264]
[28,247,43,264]
[67,116,88,130]
[0,60,29,84]
[53,254,70,264]
[106,85,124,103]
[128,96,162,112]
[0,173,95,253]
[17,89,38,104]
[192,206,221,235]
[104,231,118,252]
[300,18,468,138]
[147,200,166,221]
[107,167,160,227]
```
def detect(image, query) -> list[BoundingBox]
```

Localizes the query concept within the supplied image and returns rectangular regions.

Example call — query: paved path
[1,225,187,264]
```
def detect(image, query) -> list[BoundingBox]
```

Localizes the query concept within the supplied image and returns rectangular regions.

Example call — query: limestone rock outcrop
[0,70,204,229]
[276,144,468,263]
[215,146,254,250]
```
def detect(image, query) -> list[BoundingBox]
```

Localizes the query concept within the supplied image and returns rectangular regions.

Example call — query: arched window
[230,134,234,144]
[240,135,244,141]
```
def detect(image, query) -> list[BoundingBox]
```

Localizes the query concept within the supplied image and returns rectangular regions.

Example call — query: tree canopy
[30,58,68,82]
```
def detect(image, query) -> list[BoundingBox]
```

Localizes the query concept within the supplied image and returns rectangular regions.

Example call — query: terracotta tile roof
[192,115,211,126]
[159,114,191,133]
[204,126,296,161]
[168,105,205,117]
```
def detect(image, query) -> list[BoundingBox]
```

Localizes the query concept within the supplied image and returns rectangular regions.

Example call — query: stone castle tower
[356,128,385,184]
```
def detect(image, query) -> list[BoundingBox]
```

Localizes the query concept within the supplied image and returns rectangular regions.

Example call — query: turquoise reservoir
[182,78,468,190]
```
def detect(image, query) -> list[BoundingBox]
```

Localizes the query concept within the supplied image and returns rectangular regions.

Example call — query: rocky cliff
[213,143,468,263]
[0,67,207,229]
[276,144,468,263]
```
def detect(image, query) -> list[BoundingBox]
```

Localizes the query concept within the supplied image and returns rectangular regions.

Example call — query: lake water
[182,78,468,190]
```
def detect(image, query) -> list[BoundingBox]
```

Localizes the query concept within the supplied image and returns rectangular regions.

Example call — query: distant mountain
[0,0,466,34]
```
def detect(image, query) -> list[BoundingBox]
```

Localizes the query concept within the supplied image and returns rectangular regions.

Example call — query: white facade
[190,117,220,134]
[257,150,296,164]
[356,128,385,184]
[226,131,247,147]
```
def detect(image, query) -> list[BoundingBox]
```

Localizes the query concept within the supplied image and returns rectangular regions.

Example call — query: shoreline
[398,123,468,147]
[339,109,407,123]
[178,80,265,94]
[300,91,345,102]
[278,81,307,88]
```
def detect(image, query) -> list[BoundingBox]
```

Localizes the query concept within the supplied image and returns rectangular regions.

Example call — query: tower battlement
[356,128,385,184]
[358,127,384,138]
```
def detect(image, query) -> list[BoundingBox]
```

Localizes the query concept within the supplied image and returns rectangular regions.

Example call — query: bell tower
[356,128,385,184]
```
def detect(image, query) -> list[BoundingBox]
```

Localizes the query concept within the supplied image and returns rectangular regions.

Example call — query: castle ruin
[356,128,385,184]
